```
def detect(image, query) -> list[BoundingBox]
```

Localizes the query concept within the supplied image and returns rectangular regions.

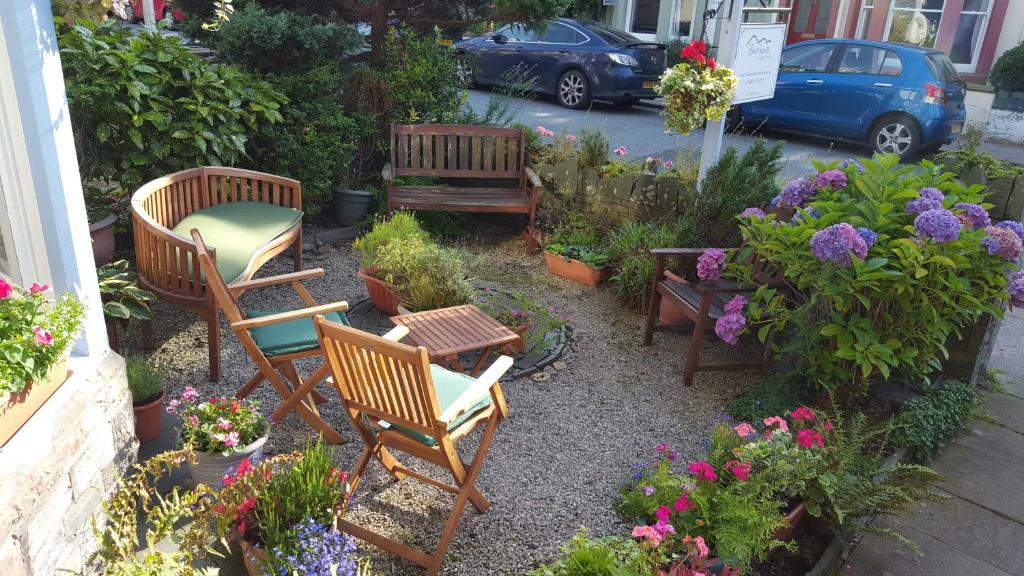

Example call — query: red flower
[212,503,225,514]
[231,401,241,413]
[221,473,236,488]
[688,461,718,482]
[707,58,718,69]
[236,520,247,536]
[823,421,834,432]
[797,429,825,449]
[235,458,253,477]
[724,460,751,482]
[238,497,256,515]
[790,406,816,422]
[674,491,695,513]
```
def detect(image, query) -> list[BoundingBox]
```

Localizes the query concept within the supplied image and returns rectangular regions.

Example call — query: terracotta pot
[0,357,70,448]
[239,538,271,576]
[658,270,690,325]
[187,436,267,488]
[357,268,400,315]
[133,392,164,443]
[773,500,807,541]
[89,214,117,266]
[544,252,608,286]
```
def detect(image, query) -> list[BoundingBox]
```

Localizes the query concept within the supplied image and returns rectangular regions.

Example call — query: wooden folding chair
[642,246,783,386]
[191,229,347,444]
[314,315,512,576]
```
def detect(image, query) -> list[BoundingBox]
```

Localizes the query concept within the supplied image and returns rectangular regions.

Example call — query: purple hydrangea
[769,195,782,207]
[981,225,1023,261]
[724,295,748,315]
[739,207,766,219]
[996,220,1024,243]
[715,312,746,345]
[1009,270,1024,308]
[914,209,961,243]
[954,202,992,231]
[792,206,821,223]
[779,177,817,207]
[696,248,727,281]
[815,169,848,192]
[810,223,869,266]
[906,187,945,215]
[642,485,656,496]
[842,158,865,173]
[856,227,878,248]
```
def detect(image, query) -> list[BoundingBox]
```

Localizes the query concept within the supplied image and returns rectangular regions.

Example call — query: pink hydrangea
[763,416,789,432]
[1009,270,1024,308]
[0,279,11,299]
[715,313,745,345]
[739,207,766,219]
[614,146,628,156]
[982,225,1023,261]
[696,248,726,281]
[790,406,816,421]
[724,459,751,482]
[32,326,53,346]
[29,282,48,294]
[688,461,717,482]
[674,491,695,513]
[723,295,747,315]
[733,422,756,437]
[815,169,847,191]
[566,134,577,143]
[797,429,825,449]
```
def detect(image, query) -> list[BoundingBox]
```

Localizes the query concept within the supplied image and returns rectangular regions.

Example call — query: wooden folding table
[389,304,521,376]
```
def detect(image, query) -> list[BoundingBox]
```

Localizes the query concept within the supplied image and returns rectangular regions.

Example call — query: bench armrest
[437,355,513,424]
[231,300,350,331]
[524,166,542,189]
[382,325,409,342]
[382,163,393,183]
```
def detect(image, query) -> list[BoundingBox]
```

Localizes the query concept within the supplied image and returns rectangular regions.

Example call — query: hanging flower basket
[656,41,738,135]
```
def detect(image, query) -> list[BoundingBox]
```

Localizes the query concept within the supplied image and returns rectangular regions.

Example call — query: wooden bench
[385,124,542,250]
[131,167,304,382]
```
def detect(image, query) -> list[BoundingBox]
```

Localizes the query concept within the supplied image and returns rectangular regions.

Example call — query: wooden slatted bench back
[391,124,526,180]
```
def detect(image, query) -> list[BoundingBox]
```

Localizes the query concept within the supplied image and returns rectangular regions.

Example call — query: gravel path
[128,230,761,575]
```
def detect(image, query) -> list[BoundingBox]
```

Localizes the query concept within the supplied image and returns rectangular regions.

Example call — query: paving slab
[982,392,1024,435]
[843,523,1014,576]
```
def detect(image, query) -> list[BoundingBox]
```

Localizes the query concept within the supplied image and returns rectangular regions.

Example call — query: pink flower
[216,418,233,431]
[797,429,825,449]
[790,406,816,421]
[166,399,181,414]
[823,421,834,432]
[633,521,675,546]
[0,279,11,299]
[220,431,240,448]
[724,460,751,482]
[674,492,695,513]
[655,505,672,523]
[763,416,789,432]
[188,415,199,427]
[723,295,747,315]
[642,485,655,496]
[535,126,554,138]
[688,461,717,482]
[655,442,669,453]
[614,146,628,156]
[32,326,53,346]
[29,282,48,294]
[566,134,577,143]
[663,160,674,169]
[694,535,709,558]
[733,422,756,438]
[696,248,727,281]
[182,386,198,402]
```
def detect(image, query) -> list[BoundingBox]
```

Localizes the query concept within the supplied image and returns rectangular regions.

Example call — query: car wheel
[870,116,920,158]
[557,70,591,110]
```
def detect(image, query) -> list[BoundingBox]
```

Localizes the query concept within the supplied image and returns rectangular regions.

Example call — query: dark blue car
[734,39,966,158]
[455,18,666,109]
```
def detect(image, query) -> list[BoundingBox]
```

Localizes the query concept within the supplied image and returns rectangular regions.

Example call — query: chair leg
[293,226,303,272]
[263,360,344,444]
[140,319,154,351]
[273,361,331,423]
[684,315,707,387]
[207,301,221,383]
[347,445,375,496]
[236,372,264,399]
[643,287,662,346]
[441,438,490,513]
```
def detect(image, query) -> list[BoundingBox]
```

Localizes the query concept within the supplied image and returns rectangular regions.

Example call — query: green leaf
[103,301,131,319]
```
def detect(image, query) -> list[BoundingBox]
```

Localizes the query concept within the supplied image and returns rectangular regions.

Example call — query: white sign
[731,23,787,104]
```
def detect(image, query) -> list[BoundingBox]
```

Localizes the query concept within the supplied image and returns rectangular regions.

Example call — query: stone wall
[0,352,137,575]
[984,95,1024,145]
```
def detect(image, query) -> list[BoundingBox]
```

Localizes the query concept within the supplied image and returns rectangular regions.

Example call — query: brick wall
[0,352,137,575]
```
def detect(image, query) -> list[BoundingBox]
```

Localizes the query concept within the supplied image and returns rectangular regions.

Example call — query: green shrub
[896,379,980,461]
[125,355,165,405]
[687,138,783,247]
[384,26,466,125]
[578,128,610,171]
[935,124,1024,179]
[614,458,686,524]
[990,41,1024,92]
[527,529,647,576]
[665,37,686,67]
[352,213,429,269]
[0,281,84,394]
[213,4,362,74]
[58,19,285,192]
[727,372,813,423]
[606,220,698,309]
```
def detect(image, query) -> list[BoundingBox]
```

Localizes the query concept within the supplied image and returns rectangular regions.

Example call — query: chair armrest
[438,355,513,424]
[230,269,325,292]
[231,301,349,330]
[524,166,542,189]
[382,325,409,342]
[650,247,733,256]
[382,163,393,183]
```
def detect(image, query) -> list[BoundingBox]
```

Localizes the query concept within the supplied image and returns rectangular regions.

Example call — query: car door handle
[805,79,824,85]
[873,82,893,87]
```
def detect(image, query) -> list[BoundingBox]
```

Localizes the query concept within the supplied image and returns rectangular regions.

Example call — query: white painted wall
[964,88,996,128]
[986,108,1024,144]
[993,0,1024,64]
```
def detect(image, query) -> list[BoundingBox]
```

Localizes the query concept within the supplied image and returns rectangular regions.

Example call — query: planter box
[945,311,1001,385]
[0,357,70,448]
[357,268,401,315]
[89,214,117,266]
[187,436,267,488]
[544,252,608,286]
[240,538,271,576]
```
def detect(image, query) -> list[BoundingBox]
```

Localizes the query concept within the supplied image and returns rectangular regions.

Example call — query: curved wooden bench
[131,167,303,382]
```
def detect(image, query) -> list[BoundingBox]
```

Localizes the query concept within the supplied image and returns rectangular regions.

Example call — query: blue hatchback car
[455,18,667,109]
[734,39,966,158]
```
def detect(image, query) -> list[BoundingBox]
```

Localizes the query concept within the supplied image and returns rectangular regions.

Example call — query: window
[780,43,837,73]
[886,0,944,48]
[535,23,580,44]
[950,0,993,72]
[631,0,661,35]
[498,24,534,42]
[0,179,17,281]
[855,0,874,39]
[836,46,903,76]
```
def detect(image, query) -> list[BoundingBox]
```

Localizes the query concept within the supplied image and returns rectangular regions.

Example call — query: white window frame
[855,0,874,39]
[883,0,946,49]
[950,0,994,73]
[625,0,661,41]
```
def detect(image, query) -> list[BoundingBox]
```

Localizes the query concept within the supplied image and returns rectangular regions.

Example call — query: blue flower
[953,202,991,231]
[856,227,877,248]
[779,177,816,207]
[271,518,360,576]
[906,187,944,215]
[914,209,961,243]
[996,220,1024,242]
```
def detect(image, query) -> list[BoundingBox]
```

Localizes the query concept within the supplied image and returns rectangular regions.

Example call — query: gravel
[128,230,762,575]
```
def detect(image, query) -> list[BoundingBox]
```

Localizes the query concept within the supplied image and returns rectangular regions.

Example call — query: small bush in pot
[0,279,83,394]
[126,354,165,443]
[170,390,269,487]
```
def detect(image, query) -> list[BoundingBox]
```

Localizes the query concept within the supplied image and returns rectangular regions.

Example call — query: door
[819,44,904,138]
[479,25,537,85]
[787,0,836,44]
[525,23,584,90]
[744,42,839,130]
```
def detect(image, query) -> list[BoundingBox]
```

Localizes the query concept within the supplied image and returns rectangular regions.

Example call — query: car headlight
[608,53,639,67]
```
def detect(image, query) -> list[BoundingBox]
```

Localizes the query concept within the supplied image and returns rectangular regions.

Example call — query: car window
[836,46,903,76]
[500,24,535,42]
[925,52,962,83]
[779,44,837,73]
[588,24,641,45]
[535,23,579,44]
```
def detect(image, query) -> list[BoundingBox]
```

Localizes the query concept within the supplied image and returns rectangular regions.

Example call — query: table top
[390,304,521,357]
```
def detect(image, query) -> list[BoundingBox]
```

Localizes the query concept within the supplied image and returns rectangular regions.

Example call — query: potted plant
[84,182,126,266]
[0,279,83,447]
[352,213,427,314]
[544,243,610,286]
[656,40,738,136]
[97,259,155,350]
[212,440,361,575]
[126,354,165,443]
[169,390,270,488]
[332,188,374,226]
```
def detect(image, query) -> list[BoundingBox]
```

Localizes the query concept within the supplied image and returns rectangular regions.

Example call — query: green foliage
[0,280,83,394]
[990,41,1024,92]
[52,0,115,27]
[935,124,1024,180]
[384,27,467,125]
[665,38,686,67]
[352,213,430,269]
[456,65,539,128]
[614,459,686,524]
[97,260,156,321]
[597,160,644,179]
[213,3,362,74]
[606,220,699,309]
[727,372,813,423]
[683,484,790,568]
[477,288,569,350]
[896,378,980,461]
[58,19,285,192]
[578,128,610,171]
[657,57,738,135]
[527,529,648,576]
[732,155,1015,396]
[179,396,269,456]
[125,354,165,405]
[551,215,601,247]
[687,138,783,247]
[547,244,610,269]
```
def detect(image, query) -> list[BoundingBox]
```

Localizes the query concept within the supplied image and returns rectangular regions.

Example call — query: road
[466,88,867,181]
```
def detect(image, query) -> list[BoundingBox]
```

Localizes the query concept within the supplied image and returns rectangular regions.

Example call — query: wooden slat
[390,305,520,358]
[446,134,456,171]
[481,136,492,172]
[423,134,434,170]
[457,135,469,171]
[411,133,422,170]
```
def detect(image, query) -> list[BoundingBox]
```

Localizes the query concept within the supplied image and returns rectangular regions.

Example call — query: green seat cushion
[246,309,349,357]
[390,365,493,446]
[172,202,303,284]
